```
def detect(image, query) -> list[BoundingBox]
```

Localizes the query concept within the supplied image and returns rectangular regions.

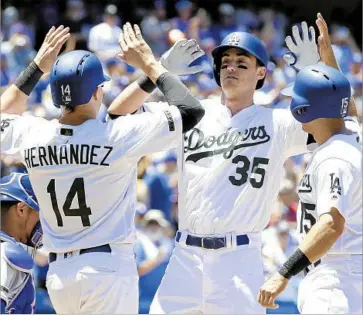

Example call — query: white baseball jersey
[143,99,309,234]
[1,108,182,252]
[296,131,362,256]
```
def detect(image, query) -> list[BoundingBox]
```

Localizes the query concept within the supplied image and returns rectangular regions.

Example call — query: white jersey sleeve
[282,112,309,158]
[344,116,362,144]
[108,105,182,159]
[1,113,37,156]
[315,158,355,219]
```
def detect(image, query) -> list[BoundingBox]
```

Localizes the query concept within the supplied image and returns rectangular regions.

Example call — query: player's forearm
[299,210,345,263]
[142,60,168,84]
[107,61,165,116]
[1,61,43,115]
[1,85,28,114]
[107,80,151,115]
[278,208,345,280]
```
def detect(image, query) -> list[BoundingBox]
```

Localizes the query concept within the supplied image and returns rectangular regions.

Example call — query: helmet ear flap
[213,57,222,87]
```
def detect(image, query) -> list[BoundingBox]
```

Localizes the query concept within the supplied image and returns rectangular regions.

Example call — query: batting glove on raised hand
[283,21,320,71]
[160,39,205,75]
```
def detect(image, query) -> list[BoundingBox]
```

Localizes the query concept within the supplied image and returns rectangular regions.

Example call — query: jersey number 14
[47,178,92,227]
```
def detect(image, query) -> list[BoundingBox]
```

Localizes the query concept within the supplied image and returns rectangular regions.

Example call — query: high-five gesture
[315,13,340,70]
[283,21,320,70]
[117,23,156,72]
[34,25,71,73]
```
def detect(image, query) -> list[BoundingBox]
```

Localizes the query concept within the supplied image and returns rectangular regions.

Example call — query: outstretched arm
[116,23,204,133]
[315,13,357,118]
[107,27,204,116]
[283,14,357,118]
[1,26,70,115]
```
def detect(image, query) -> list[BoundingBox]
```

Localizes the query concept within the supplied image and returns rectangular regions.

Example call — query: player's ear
[257,66,266,81]
[93,87,103,101]
[15,202,29,217]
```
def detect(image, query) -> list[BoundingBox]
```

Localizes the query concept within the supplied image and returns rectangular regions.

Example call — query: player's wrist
[278,248,311,279]
[136,75,156,94]
[14,61,43,96]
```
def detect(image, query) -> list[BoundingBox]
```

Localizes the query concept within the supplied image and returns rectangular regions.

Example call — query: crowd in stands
[1,1,361,313]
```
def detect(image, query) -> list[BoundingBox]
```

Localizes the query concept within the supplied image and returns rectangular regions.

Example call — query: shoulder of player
[1,241,33,274]
[1,113,42,129]
[311,156,355,176]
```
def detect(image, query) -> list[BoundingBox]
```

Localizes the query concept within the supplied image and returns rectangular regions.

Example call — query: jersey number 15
[47,178,92,227]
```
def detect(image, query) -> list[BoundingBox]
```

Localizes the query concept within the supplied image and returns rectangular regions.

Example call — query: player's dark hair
[1,201,19,218]
[256,59,264,68]
[63,106,76,113]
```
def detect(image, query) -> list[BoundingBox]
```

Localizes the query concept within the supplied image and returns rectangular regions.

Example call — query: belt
[49,244,111,263]
[175,231,249,250]
[304,259,321,275]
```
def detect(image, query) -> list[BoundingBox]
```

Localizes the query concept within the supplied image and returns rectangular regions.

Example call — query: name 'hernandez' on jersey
[142,99,361,235]
[0,107,183,252]
[297,131,362,256]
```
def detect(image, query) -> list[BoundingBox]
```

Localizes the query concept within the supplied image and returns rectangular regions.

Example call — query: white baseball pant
[46,243,139,314]
[298,254,362,314]
[150,231,266,314]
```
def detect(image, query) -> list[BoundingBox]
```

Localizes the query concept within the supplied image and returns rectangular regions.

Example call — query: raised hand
[315,13,340,69]
[117,23,156,72]
[283,21,320,70]
[160,39,205,75]
[34,25,71,73]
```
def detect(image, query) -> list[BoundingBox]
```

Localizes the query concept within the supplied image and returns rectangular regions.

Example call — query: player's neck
[1,220,22,243]
[59,112,96,126]
[223,95,254,116]
[312,122,347,146]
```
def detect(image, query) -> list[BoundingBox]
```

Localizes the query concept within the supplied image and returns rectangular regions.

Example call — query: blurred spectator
[134,210,174,314]
[272,47,296,86]
[88,4,122,60]
[235,4,259,33]
[254,61,284,107]
[141,0,171,57]
[278,178,298,224]
[0,53,10,88]
[331,25,358,74]
[102,57,131,106]
[1,33,36,81]
[2,6,20,40]
[196,74,219,99]
[33,248,55,314]
[61,0,90,49]
[170,0,194,35]
[3,6,36,48]
[0,3,361,313]
[140,156,174,224]
[214,3,240,42]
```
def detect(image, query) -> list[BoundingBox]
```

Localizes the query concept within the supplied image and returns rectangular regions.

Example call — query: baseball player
[1,23,205,314]
[107,14,360,313]
[1,173,43,314]
[258,64,362,314]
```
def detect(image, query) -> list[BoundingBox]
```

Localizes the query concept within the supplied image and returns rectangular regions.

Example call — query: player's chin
[221,77,239,89]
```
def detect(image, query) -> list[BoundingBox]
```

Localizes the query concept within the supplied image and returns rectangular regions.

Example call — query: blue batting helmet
[281,64,351,123]
[1,173,39,211]
[50,50,110,108]
[211,32,269,89]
